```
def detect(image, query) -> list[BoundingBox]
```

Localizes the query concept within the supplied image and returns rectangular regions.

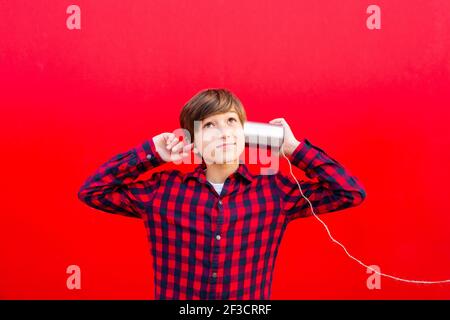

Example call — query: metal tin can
[243,121,284,148]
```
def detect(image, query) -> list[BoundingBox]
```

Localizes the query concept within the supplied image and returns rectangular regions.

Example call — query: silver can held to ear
[243,121,285,149]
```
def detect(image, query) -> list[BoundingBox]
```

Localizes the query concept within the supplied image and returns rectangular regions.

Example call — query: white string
[280,147,450,285]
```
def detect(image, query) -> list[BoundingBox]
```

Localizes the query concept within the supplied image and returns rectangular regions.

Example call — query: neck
[205,161,240,184]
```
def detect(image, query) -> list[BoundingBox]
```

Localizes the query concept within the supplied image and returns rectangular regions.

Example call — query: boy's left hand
[269,118,301,157]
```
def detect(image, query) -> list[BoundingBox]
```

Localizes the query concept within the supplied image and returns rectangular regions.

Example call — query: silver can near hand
[243,121,285,149]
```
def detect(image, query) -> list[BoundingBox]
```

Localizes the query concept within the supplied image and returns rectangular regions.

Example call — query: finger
[166,136,176,146]
[167,137,179,149]
[172,141,184,153]
[182,143,194,152]
[270,119,288,127]
[164,133,175,144]
[269,119,284,125]
[173,153,190,162]
[270,121,284,126]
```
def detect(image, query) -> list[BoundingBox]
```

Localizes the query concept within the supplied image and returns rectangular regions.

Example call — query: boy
[77,88,366,299]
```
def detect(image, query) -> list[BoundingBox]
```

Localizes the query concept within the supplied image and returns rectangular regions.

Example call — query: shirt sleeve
[77,138,166,219]
[275,138,367,223]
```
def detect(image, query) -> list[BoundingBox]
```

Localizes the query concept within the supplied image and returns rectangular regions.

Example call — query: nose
[218,123,233,138]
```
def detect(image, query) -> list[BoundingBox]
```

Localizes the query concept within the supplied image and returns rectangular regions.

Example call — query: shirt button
[146,154,153,160]
[218,200,222,206]
[216,234,221,241]
[212,272,217,278]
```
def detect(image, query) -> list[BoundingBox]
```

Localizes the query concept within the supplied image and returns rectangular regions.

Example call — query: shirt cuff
[135,137,167,167]
[287,138,317,171]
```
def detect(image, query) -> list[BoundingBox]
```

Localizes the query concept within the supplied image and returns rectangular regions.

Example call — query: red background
[1,0,449,299]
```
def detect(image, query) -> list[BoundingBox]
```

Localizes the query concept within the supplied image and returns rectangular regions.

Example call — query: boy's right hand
[152,133,194,163]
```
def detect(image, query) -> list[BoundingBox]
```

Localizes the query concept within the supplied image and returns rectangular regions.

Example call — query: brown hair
[179,88,247,143]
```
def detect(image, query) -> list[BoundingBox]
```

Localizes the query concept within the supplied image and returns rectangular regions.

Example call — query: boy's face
[194,110,245,164]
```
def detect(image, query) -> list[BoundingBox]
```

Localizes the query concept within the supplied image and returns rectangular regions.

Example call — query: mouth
[217,142,237,148]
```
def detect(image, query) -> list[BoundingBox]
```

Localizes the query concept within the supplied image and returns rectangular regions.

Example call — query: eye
[203,117,237,128]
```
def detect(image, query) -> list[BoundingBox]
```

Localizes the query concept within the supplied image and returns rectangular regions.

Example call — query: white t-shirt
[204,169,224,195]
[209,182,224,195]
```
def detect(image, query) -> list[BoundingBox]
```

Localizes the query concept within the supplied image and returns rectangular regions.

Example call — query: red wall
[1,0,449,299]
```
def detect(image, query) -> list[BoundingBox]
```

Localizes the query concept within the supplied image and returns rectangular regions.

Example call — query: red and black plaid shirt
[78,137,366,299]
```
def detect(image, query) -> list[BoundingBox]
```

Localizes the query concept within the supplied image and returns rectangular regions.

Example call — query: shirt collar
[183,160,254,184]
